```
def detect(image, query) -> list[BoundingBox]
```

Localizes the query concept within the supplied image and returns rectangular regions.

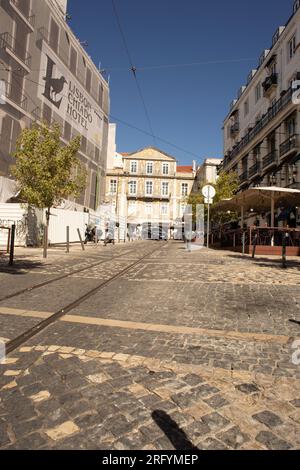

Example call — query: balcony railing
[262,150,277,169]
[2,80,28,111]
[127,192,171,200]
[223,87,293,166]
[0,32,31,69]
[262,73,278,95]
[239,170,248,183]
[248,162,261,177]
[279,134,298,158]
[9,0,35,28]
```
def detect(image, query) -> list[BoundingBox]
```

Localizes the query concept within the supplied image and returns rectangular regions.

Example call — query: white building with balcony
[222,0,300,202]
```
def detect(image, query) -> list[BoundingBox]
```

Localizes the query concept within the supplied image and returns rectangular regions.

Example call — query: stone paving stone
[290,399,300,408]
[255,431,292,450]
[203,394,229,409]
[1,243,300,449]
[252,410,283,428]
[198,437,229,450]
[201,412,231,432]
[235,383,260,394]
[217,426,250,449]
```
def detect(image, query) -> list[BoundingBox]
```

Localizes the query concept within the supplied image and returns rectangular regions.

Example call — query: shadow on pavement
[226,254,300,269]
[0,259,47,274]
[152,410,198,450]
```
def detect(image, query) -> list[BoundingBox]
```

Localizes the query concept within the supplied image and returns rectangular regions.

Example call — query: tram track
[0,243,153,303]
[5,242,167,354]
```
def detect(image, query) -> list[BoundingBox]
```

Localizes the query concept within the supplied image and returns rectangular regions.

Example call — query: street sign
[202,185,215,249]
[202,185,216,200]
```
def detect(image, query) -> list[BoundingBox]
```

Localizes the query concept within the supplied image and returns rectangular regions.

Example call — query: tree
[211,171,239,226]
[12,123,86,257]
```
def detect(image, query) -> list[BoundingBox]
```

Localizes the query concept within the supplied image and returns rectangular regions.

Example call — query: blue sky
[68,0,292,165]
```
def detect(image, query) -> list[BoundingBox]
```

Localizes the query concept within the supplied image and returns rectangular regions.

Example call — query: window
[270,61,277,75]
[128,180,137,195]
[98,83,104,107]
[110,179,117,194]
[161,203,168,215]
[180,203,186,216]
[49,18,59,53]
[181,183,188,196]
[145,202,152,215]
[130,160,137,173]
[70,46,77,75]
[288,35,296,60]
[146,161,153,174]
[227,124,231,138]
[86,68,92,93]
[255,83,261,103]
[161,182,169,196]
[128,201,137,214]
[145,181,153,195]
[244,99,249,116]
[162,163,169,175]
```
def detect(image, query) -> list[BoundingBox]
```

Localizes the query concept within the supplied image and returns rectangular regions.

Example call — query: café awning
[214,187,300,226]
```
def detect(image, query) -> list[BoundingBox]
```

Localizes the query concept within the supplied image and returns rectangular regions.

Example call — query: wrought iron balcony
[248,162,261,178]
[225,88,293,164]
[239,170,248,183]
[262,73,278,95]
[9,0,35,30]
[279,134,298,158]
[127,192,171,200]
[2,80,28,112]
[262,150,277,169]
[0,32,31,70]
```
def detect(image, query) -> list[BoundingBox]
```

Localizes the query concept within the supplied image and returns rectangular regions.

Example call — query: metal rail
[5,242,167,354]
[0,244,149,303]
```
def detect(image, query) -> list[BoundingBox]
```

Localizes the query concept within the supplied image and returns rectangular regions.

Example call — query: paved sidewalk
[0,242,299,449]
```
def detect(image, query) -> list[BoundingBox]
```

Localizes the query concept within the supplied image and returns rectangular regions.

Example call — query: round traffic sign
[202,184,216,199]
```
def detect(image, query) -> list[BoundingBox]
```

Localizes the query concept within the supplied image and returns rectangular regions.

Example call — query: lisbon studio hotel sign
[38,43,103,146]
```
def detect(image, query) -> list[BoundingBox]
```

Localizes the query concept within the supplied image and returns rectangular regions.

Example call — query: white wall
[47,208,89,244]
[0,203,27,247]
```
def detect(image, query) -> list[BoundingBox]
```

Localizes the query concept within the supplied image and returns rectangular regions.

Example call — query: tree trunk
[43,208,50,258]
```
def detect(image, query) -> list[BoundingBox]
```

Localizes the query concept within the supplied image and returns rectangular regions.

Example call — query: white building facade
[222,0,300,200]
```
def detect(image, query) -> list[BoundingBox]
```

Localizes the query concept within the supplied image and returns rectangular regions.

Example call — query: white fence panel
[47,208,89,244]
[0,203,27,247]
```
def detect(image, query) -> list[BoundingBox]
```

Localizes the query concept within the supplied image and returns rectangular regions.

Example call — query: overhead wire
[6,69,201,159]
[110,0,156,146]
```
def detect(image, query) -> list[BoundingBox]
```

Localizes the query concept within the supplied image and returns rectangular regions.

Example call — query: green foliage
[211,171,239,225]
[213,171,239,203]
[12,123,86,217]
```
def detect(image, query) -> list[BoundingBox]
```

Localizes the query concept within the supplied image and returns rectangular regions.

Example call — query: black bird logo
[43,75,67,102]
[42,55,67,109]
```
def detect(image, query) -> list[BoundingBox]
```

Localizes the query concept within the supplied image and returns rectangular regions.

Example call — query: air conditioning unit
[230,99,237,109]
[259,49,270,66]
[247,69,257,84]
[272,26,285,46]
[294,0,300,14]
[238,86,246,99]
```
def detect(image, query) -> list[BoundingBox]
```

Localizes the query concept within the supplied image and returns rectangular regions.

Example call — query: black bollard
[9,224,16,266]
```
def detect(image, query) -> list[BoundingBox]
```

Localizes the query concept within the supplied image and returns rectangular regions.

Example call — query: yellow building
[105,147,195,238]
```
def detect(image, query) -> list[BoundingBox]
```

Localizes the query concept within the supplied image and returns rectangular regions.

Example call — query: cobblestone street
[0,241,300,450]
